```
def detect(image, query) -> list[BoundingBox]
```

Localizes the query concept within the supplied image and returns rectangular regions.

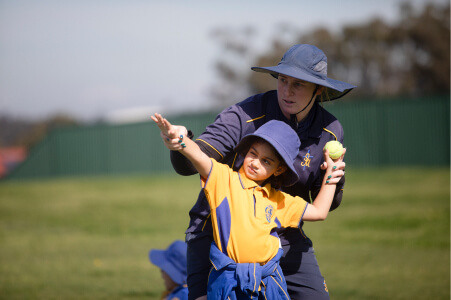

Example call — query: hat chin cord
[290,85,318,129]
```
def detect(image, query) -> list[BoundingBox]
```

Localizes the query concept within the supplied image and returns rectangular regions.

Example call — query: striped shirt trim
[298,203,308,228]
[246,115,265,123]
[253,263,257,294]
[231,152,238,169]
[261,281,268,300]
[269,276,290,299]
[322,128,338,140]
[201,214,211,231]
[196,138,224,159]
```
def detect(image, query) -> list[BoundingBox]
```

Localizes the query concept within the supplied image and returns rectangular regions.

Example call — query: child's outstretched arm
[151,113,211,179]
[303,148,346,221]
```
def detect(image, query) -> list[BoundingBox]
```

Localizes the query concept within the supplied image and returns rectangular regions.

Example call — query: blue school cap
[149,240,187,285]
[234,120,300,186]
[251,44,356,101]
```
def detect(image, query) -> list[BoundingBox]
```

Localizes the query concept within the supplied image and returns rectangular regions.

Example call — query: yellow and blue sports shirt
[202,158,308,265]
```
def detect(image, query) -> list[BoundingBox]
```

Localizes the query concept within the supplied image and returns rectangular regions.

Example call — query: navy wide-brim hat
[251,44,356,101]
[149,240,187,285]
[234,120,300,187]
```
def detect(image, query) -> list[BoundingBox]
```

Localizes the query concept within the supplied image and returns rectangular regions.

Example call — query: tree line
[2,1,449,149]
[209,1,450,105]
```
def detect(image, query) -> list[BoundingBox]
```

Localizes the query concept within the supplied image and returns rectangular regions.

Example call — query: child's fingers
[341,148,347,159]
[152,117,165,132]
[323,149,334,166]
[152,113,175,137]
[163,136,181,146]
[153,113,188,148]
[336,148,347,161]
[326,169,345,184]
[151,113,163,126]
[326,176,342,184]
[160,132,184,151]
[333,161,346,170]
[157,116,178,138]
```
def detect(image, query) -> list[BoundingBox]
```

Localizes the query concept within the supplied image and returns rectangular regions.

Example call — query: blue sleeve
[196,105,245,161]
[196,94,268,162]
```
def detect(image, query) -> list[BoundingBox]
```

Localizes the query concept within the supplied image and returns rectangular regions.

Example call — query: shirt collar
[305,102,324,139]
[238,166,258,189]
[238,167,271,196]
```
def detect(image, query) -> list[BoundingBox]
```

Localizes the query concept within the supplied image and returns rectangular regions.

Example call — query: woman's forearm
[170,150,198,175]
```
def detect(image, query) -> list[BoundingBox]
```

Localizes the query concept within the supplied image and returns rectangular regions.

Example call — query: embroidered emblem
[301,149,313,170]
[323,279,329,293]
[265,205,274,223]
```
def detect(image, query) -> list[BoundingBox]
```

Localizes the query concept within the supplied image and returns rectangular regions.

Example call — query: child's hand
[151,113,188,151]
[322,148,346,184]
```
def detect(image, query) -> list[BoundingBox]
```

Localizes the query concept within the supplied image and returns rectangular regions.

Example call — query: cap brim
[149,249,185,285]
[149,249,165,267]
[234,134,299,187]
[252,65,356,101]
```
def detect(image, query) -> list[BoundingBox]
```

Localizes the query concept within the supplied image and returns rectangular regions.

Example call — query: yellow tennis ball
[324,141,344,159]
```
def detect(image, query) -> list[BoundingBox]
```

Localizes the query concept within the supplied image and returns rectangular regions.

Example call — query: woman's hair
[237,136,287,189]
[317,85,331,105]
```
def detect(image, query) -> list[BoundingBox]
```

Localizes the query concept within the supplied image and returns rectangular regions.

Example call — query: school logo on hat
[265,205,274,223]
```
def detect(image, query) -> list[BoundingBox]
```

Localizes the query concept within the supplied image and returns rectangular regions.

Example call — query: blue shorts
[186,235,330,300]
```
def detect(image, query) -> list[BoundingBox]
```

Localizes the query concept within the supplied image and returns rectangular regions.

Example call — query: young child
[152,113,345,300]
[148,240,188,300]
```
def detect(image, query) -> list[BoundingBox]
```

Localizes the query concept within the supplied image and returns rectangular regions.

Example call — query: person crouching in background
[149,240,188,300]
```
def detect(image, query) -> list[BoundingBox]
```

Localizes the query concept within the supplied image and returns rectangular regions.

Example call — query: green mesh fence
[7,96,449,180]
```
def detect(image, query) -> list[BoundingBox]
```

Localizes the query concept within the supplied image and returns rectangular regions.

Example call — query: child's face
[243,141,286,185]
[161,269,178,291]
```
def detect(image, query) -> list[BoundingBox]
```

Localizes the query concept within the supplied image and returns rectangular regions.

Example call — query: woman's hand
[151,113,189,151]
[322,148,346,184]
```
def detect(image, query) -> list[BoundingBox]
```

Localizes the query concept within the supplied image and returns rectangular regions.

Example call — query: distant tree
[210,1,450,106]
[392,1,450,96]
[0,116,34,147]
[208,26,257,105]
[3,114,79,150]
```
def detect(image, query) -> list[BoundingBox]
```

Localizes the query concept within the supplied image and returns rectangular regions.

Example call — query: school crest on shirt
[301,149,313,170]
[265,205,274,223]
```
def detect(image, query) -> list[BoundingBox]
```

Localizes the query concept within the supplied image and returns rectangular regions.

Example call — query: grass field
[0,167,449,299]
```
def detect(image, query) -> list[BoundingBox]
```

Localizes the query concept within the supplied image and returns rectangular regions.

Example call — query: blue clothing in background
[165,284,188,300]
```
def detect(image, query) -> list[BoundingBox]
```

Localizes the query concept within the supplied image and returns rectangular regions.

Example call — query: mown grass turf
[0,167,449,299]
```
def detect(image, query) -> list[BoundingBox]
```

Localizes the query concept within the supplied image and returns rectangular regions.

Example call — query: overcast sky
[0,0,441,122]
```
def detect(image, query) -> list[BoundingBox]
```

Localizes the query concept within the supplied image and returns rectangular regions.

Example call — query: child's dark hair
[236,136,287,189]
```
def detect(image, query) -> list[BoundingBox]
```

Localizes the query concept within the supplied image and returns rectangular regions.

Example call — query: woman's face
[277,74,321,120]
[243,141,286,185]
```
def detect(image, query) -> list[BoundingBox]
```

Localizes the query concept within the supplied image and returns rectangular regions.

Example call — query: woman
[162,44,356,300]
